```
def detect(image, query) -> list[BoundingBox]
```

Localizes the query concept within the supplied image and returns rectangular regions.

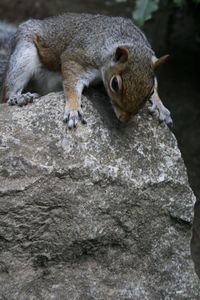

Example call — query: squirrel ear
[114,47,129,63]
[152,55,169,69]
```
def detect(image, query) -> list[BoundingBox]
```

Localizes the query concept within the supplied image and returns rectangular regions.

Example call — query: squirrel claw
[63,107,86,129]
[8,92,40,106]
[78,110,87,125]
[149,96,173,127]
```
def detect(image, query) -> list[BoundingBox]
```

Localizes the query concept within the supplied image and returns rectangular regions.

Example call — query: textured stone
[0,89,199,299]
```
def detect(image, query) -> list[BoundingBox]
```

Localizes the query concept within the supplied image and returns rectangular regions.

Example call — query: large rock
[0,89,199,299]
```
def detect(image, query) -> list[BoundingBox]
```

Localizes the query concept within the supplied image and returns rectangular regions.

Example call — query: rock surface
[0,90,199,300]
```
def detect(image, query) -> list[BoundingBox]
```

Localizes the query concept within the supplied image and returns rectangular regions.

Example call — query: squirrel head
[102,46,168,122]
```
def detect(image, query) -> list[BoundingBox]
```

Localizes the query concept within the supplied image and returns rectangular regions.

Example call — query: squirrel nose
[120,115,131,122]
[116,111,130,122]
[113,105,131,122]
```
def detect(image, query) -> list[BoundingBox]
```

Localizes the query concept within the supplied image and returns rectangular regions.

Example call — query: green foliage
[133,0,200,26]
[173,0,200,6]
[132,0,159,27]
[173,0,186,6]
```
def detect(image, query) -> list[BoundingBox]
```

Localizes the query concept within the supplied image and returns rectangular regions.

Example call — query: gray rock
[0,90,199,300]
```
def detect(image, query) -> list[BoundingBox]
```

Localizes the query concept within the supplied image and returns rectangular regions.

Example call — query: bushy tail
[0,21,16,99]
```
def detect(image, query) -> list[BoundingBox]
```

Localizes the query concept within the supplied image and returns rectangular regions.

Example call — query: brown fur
[106,54,154,120]
[34,35,61,71]
[62,60,86,111]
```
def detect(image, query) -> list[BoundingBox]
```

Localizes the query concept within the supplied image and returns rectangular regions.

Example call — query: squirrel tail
[0,21,16,102]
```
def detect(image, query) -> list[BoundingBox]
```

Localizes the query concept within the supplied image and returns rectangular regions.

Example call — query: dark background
[0,0,199,278]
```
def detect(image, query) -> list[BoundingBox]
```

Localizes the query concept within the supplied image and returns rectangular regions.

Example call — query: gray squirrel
[0,13,172,128]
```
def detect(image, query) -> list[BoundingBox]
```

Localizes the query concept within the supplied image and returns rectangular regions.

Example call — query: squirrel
[0,13,172,129]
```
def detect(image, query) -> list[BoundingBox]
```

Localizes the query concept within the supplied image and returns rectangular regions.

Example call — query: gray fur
[0,21,16,90]
[7,41,40,97]
[15,14,154,66]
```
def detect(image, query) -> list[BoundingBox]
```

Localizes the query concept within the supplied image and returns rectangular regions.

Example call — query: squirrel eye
[110,75,122,93]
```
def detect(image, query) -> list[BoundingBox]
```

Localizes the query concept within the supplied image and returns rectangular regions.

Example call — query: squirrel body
[1,13,172,128]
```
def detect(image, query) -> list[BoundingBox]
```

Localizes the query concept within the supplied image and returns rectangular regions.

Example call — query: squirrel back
[17,14,154,66]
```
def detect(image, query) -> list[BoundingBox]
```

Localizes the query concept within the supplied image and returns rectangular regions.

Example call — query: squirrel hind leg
[5,40,41,102]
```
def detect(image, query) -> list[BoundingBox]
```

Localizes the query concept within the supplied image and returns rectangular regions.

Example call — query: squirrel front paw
[63,107,87,129]
[8,92,40,106]
[149,95,173,127]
